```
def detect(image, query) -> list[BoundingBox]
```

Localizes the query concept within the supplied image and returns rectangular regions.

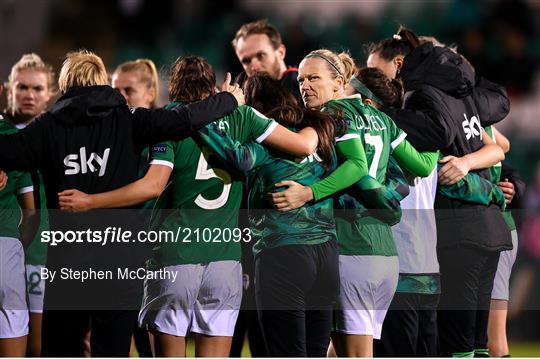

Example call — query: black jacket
[389,43,512,252]
[0,86,237,210]
[385,44,510,153]
[472,76,510,127]
[0,85,238,309]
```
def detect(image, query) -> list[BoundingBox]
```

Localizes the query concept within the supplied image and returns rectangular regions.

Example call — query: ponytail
[366,25,420,61]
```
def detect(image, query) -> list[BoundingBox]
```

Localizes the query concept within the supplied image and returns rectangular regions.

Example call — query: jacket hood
[400,43,475,98]
[49,85,126,124]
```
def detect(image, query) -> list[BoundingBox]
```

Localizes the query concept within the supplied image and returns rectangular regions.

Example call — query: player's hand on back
[221,72,245,106]
[269,180,314,212]
[438,155,471,185]
[0,171,7,191]
[58,189,94,212]
[498,178,515,204]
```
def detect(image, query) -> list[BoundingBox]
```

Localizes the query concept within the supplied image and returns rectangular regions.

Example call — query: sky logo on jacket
[462,113,482,141]
[64,147,110,177]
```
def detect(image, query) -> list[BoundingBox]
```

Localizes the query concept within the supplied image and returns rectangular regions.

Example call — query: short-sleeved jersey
[138,146,157,212]
[0,118,33,238]
[485,126,516,231]
[24,172,49,265]
[196,123,337,256]
[5,119,51,265]
[149,104,276,267]
[323,96,406,256]
[485,126,502,184]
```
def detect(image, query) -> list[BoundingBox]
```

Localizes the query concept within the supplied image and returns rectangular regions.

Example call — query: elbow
[237,162,253,174]
[417,167,434,178]
[228,152,253,175]
[488,145,505,164]
[497,147,506,163]
[148,180,167,199]
[23,209,38,222]
[500,141,510,154]
[350,159,369,180]
[297,142,317,157]
[149,188,162,199]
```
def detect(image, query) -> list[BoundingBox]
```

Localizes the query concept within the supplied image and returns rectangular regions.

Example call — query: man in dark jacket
[0,50,243,356]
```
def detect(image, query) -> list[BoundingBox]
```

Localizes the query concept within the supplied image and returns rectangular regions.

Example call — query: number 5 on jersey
[194,151,232,209]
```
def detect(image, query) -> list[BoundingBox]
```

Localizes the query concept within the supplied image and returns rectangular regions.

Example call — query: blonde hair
[7,53,55,110]
[418,36,471,70]
[58,50,108,93]
[113,59,160,107]
[418,35,458,53]
[304,49,357,84]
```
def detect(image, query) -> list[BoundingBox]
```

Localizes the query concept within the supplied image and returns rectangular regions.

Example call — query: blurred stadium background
[1,0,539,356]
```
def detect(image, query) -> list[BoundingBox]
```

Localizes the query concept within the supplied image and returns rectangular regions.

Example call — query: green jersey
[149,104,276,266]
[139,146,157,213]
[485,126,516,231]
[25,173,49,265]
[196,123,337,256]
[6,119,50,265]
[396,274,441,294]
[485,126,502,184]
[0,119,33,239]
[324,97,406,256]
[325,96,407,183]
[437,166,506,209]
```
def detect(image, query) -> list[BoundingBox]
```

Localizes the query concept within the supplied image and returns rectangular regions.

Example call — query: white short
[492,230,518,301]
[138,260,242,337]
[25,264,46,314]
[0,237,29,338]
[333,255,399,339]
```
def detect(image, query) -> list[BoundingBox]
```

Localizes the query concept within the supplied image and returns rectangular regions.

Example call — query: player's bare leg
[488,300,509,357]
[0,336,27,357]
[194,333,232,357]
[27,313,42,356]
[152,331,186,357]
[332,333,373,357]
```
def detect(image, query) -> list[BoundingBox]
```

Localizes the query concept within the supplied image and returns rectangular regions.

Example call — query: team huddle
[0,20,522,358]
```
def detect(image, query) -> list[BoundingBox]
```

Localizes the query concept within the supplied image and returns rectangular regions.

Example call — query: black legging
[254,240,339,357]
[437,246,500,356]
[42,310,138,357]
[375,292,439,357]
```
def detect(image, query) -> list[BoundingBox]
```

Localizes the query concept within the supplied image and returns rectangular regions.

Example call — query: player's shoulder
[0,115,18,135]
[357,101,394,127]
[225,105,269,128]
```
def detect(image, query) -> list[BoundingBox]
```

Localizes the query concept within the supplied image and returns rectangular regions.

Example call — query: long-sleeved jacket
[0,85,237,210]
[384,44,510,153]
[386,43,511,251]
[0,85,238,309]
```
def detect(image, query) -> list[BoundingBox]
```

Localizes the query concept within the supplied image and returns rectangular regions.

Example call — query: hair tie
[305,53,343,76]
[393,34,402,40]
[350,76,384,105]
